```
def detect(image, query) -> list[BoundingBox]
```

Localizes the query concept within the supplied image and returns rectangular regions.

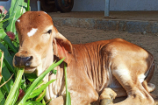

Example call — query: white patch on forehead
[17,19,20,22]
[27,28,38,37]
[44,11,47,14]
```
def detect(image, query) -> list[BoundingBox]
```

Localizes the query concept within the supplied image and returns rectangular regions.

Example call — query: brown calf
[13,11,155,105]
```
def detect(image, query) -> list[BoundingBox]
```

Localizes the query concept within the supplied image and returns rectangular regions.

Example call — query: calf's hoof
[100,98,113,105]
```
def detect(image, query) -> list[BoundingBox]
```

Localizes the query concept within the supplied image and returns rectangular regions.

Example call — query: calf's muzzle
[14,56,33,67]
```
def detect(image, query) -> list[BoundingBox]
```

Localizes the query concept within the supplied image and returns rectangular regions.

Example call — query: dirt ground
[56,25,158,104]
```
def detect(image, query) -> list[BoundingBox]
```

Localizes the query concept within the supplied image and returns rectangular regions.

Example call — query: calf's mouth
[22,66,37,74]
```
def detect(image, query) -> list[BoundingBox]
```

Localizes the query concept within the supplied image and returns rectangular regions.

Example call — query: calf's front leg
[48,93,98,105]
[49,96,65,105]
[49,86,98,105]
[99,88,117,105]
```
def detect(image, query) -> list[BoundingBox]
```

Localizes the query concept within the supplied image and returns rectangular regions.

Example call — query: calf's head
[13,11,73,76]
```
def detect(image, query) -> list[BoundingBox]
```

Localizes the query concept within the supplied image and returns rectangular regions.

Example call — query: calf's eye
[47,30,52,34]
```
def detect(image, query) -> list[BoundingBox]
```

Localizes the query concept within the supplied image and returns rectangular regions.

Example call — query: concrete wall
[72,0,158,11]
[30,0,38,11]
[1,0,158,12]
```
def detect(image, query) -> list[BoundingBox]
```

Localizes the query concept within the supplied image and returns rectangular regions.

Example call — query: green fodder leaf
[0,64,13,94]
[0,26,17,53]
[18,58,64,105]
[28,79,55,99]
[52,69,57,74]
[42,99,46,105]
[6,0,27,34]
[64,63,71,105]
[4,68,24,105]
[35,89,46,102]
[24,73,37,82]
[24,101,45,105]
[0,16,13,23]
[0,43,14,73]
[12,89,19,105]
[0,88,5,105]
[66,92,71,105]
[0,23,6,39]
[3,35,18,53]
[27,0,30,11]
[9,0,17,14]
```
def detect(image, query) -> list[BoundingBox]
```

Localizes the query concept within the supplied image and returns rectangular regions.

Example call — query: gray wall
[1,0,158,12]
[72,0,158,11]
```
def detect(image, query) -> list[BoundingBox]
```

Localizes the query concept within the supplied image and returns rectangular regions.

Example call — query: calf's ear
[53,32,73,65]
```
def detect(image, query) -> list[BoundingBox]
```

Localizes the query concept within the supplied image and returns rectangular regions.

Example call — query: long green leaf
[24,73,37,82]
[27,0,30,11]
[0,43,14,73]
[0,88,5,105]
[4,68,24,105]
[28,79,55,99]
[1,64,13,94]
[6,0,27,34]
[3,35,18,53]
[0,23,6,39]
[0,16,13,23]
[0,23,17,53]
[24,101,45,105]
[64,63,71,105]
[18,58,65,105]
[12,89,19,105]
[8,0,17,14]
[35,89,46,102]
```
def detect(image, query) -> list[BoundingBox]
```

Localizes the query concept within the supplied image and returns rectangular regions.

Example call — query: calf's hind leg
[111,67,154,105]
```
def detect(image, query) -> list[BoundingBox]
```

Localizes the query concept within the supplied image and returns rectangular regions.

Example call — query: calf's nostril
[14,56,21,67]
[25,62,31,67]
[25,56,33,62]
[15,56,21,62]
[22,56,33,67]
